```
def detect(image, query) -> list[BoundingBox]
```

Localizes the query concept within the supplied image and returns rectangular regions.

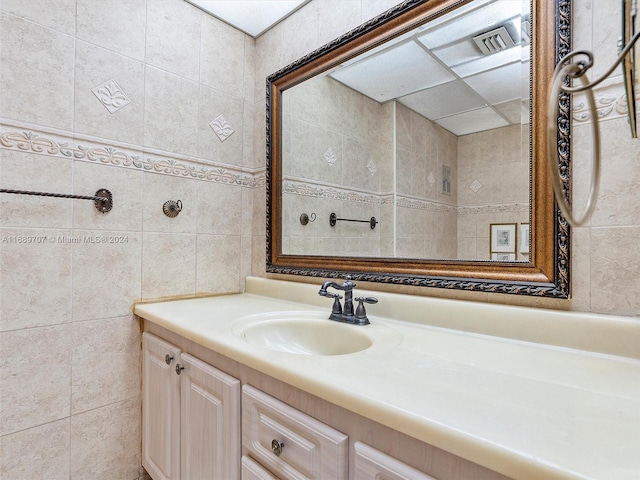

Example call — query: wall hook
[300,212,316,225]
[163,200,182,217]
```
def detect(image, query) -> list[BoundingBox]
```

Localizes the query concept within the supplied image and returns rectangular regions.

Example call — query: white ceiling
[186,0,309,37]
[328,0,531,136]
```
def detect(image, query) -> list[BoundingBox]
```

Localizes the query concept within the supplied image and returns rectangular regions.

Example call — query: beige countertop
[134,277,640,480]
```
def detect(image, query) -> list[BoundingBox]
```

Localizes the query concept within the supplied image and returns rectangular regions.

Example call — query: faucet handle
[319,291,343,320]
[356,296,378,305]
[354,297,378,325]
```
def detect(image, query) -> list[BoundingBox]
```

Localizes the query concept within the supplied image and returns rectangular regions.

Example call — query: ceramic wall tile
[0,13,74,130]
[590,226,640,316]
[72,230,142,321]
[570,227,591,312]
[240,235,253,291]
[196,180,243,236]
[316,0,362,48]
[0,151,73,229]
[142,232,196,298]
[0,324,71,435]
[74,41,145,145]
[0,0,75,33]
[254,22,287,90]
[0,228,72,332]
[591,0,622,79]
[252,234,267,277]
[200,11,246,97]
[197,84,245,165]
[76,0,147,60]
[70,397,141,480]
[71,315,141,414]
[242,100,256,168]
[253,186,267,237]
[72,161,144,232]
[145,0,201,82]
[0,418,70,480]
[243,36,256,103]
[143,66,200,157]
[241,186,255,237]
[196,234,242,294]
[281,0,319,64]
[585,118,640,227]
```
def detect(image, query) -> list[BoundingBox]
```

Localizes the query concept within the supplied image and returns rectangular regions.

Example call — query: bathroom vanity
[135,277,640,480]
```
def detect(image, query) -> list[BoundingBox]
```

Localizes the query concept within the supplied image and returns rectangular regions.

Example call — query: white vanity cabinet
[142,332,241,480]
[242,385,348,480]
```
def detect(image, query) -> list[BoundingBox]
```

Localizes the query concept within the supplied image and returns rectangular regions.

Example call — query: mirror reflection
[281,0,531,261]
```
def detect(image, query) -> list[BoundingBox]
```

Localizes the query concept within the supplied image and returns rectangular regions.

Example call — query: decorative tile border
[284,177,527,215]
[572,76,640,124]
[283,178,384,205]
[457,203,529,215]
[396,195,457,213]
[0,120,265,188]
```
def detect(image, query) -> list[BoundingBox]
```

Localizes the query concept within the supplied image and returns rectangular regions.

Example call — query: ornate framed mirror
[266,0,570,298]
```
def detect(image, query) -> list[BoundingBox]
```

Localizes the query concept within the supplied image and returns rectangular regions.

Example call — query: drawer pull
[271,439,284,457]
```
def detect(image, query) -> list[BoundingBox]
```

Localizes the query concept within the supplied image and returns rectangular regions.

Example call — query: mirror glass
[267,0,571,298]
[281,0,531,262]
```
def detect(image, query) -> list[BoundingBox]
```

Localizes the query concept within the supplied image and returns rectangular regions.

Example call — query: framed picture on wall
[520,223,530,254]
[490,223,517,253]
[492,253,516,261]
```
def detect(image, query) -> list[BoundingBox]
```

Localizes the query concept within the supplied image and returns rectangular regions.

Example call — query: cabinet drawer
[242,455,280,480]
[354,442,438,480]
[242,385,348,480]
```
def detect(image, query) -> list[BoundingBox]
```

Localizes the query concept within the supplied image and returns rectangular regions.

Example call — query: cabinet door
[142,332,182,480]
[354,442,438,480]
[180,352,241,480]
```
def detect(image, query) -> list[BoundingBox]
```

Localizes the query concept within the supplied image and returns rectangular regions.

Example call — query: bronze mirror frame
[266,0,571,298]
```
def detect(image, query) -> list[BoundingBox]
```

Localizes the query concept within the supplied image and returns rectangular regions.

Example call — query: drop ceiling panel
[417,1,524,49]
[186,0,308,37]
[464,61,528,104]
[430,40,484,68]
[494,98,526,124]
[329,41,455,103]
[435,107,510,136]
[398,80,487,120]
[452,46,525,77]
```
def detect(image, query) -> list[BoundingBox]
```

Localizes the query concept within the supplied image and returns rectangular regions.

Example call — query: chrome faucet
[318,278,377,325]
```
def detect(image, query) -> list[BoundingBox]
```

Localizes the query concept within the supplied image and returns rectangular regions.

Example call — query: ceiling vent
[473,26,516,55]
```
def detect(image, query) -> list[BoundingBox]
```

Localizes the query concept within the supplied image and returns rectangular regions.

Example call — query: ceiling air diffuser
[473,26,516,55]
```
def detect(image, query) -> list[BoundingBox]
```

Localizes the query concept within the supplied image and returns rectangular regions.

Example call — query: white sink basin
[233,311,374,355]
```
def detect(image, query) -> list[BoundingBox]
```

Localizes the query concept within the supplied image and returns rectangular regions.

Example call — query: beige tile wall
[395,102,459,259]
[457,125,529,260]
[0,0,256,478]
[0,1,638,479]
[254,0,640,317]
